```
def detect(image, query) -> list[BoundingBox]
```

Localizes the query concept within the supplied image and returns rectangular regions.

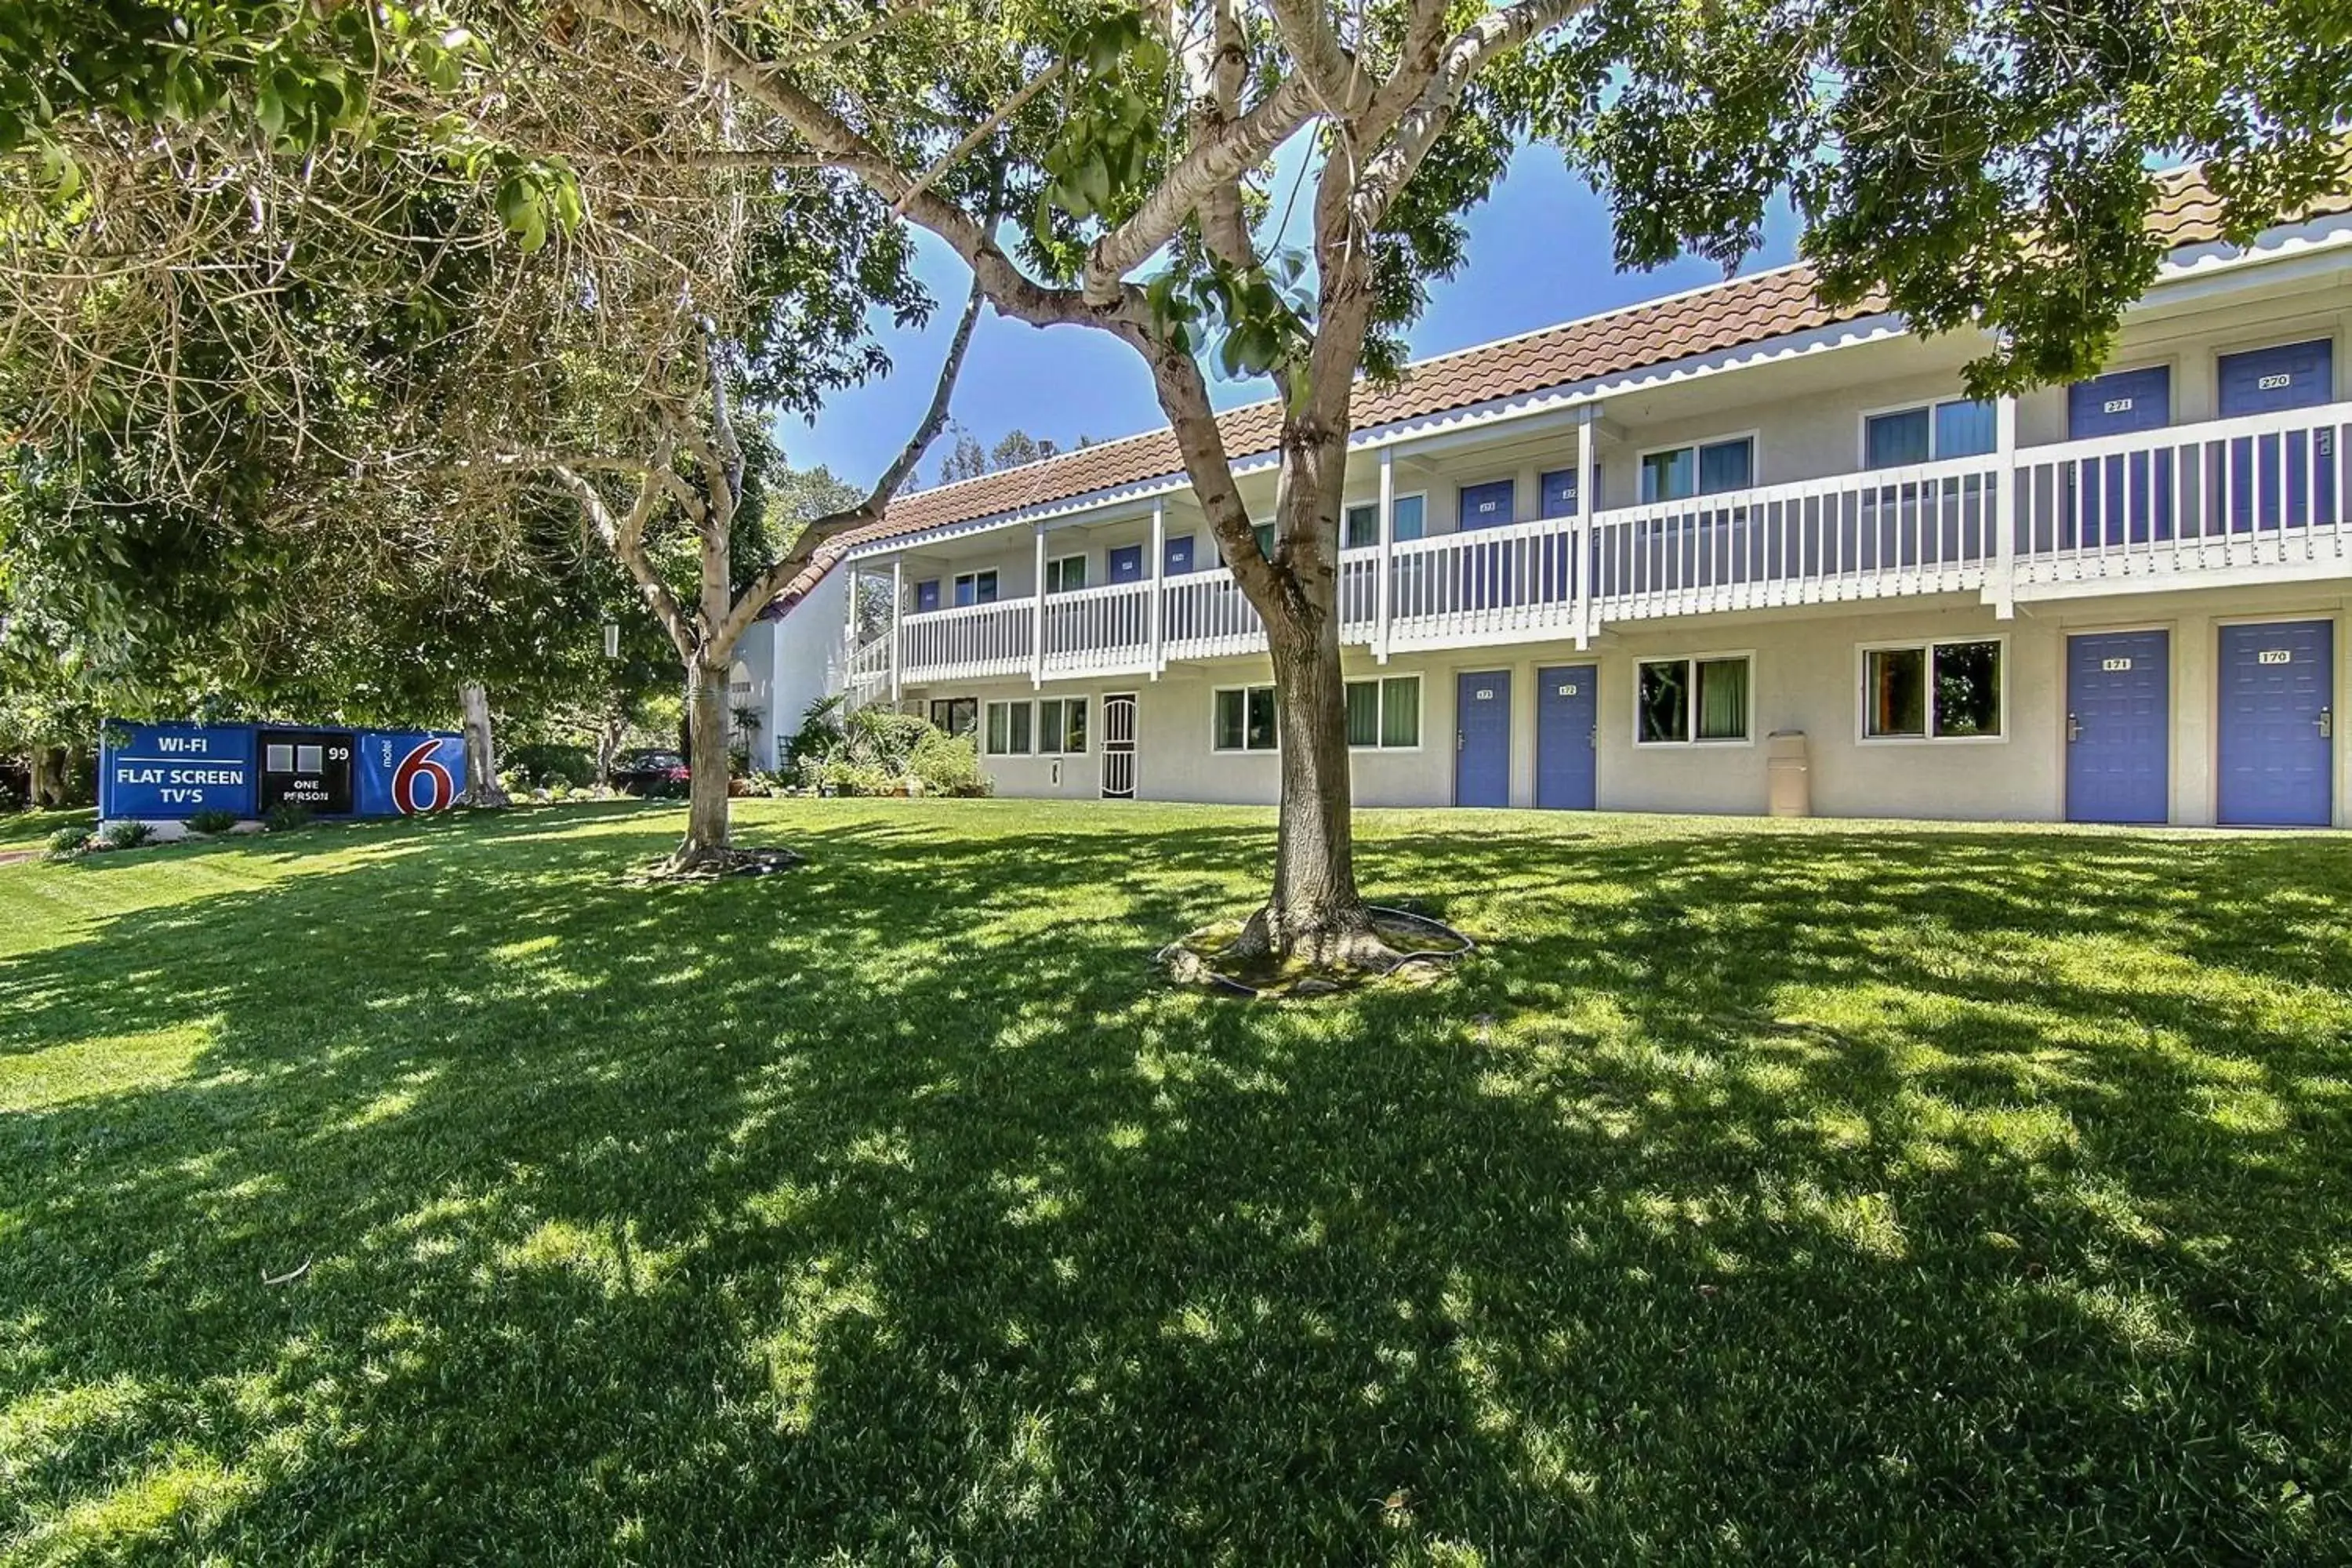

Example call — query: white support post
[887,558,904,702]
[1148,498,1167,677]
[1992,394,2019,619]
[1576,405,1602,648]
[1374,446,1396,663]
[841,562,862,699]
[1031,524,1047,688]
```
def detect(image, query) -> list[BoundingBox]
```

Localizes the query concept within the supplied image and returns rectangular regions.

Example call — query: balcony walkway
[851,400,2349,690]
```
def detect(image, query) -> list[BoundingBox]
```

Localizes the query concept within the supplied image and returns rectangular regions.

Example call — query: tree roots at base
[1160,906,1475,999]
[639,844,806,882]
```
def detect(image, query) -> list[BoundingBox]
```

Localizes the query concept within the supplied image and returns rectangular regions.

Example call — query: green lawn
[3,800,2349,1564]
[0,808,93,855]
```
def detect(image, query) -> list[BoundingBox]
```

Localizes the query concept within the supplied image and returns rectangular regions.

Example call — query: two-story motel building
[775,165,2352,827]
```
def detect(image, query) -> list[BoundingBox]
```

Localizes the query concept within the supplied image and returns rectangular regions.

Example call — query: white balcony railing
[1592,453,1999,622]
[1043,579,1153,673]
[1161,567,1263,659]
[1386,514,1584,648]
[847,399,2352,686]
[847,630,894,691]
[900,597,1031,683]
[2013,400,2348,590]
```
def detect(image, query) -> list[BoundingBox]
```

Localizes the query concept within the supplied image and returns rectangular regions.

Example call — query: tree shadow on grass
[2,808,2349,1563]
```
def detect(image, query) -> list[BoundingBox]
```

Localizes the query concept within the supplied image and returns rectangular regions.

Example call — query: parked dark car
[612,749,691,797]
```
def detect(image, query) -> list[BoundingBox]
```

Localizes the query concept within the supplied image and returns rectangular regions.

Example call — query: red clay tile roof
[768,158,2352,606]
[857,263,1860,552]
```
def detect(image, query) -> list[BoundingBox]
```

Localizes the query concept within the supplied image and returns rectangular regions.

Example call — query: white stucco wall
[924,580,2352,826]
[734,570,853,772]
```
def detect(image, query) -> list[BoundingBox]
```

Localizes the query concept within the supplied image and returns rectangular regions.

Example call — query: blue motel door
[2067,366,2173,546]
[1455,670,1512,808]
[1535,665,1598,810]
[2217,339,2336,532]
[2065,631,2169,824]
[2217,620,2335,826]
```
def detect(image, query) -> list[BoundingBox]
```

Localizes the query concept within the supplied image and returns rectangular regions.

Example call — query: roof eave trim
[844,309,1904,559]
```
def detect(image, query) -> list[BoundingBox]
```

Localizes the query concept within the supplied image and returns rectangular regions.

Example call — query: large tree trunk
[596,710,626,786]
[677,658,732,867]
[29,745,65,808]
[1241,608,1385,965]
[1229,437,1392,970]
[457,683,511,807]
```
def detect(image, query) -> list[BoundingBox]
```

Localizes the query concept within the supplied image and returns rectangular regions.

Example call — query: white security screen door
[1100,694,1138,799]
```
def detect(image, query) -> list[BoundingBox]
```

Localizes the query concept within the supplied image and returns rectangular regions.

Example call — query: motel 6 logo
[390,739,459,814]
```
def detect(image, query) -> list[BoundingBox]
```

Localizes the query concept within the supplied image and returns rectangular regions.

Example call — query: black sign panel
[257,728,355,815]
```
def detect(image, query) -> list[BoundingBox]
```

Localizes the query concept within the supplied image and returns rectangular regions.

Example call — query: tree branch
[1178,0,1258,272]
[554,456,697,661]
[1354,0,1599,229]
[893,60,1067,216]
[577,0,1113,335]
[1142,338,1292,612]
[1361,0,1457,144]
[1083,72,1318,302]
[718,273,986,647]
[1267,0,1370,116]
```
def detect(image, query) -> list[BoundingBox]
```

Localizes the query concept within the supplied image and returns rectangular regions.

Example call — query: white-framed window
[1635,654,1752,744]
[1342,492,1429,550]
[1044,554,1088,594]
[1861,397,1996,469]
[1639,434,1755,503]
[1038,696,1089,755]
[1345,676,1421,750]
[930,697,978,738]
[1212,684,1278,753]
[1860,637,2005,740]
[984,699,1033,756]
[953,569,1000,607]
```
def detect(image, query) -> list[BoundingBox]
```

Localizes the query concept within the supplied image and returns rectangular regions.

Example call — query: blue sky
[778,145,1803,486]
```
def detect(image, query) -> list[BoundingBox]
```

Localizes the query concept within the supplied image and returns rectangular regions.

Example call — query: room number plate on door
[2101,657,2132,672]
[2260,649,2294,665]
[1556,683,1578,696]
[1475,688,1496,700]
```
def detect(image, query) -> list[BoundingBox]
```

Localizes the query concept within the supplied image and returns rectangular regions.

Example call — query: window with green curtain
[1640,448,1695,504]
[985,701,1010,755]
[1697,658,1749,740]
[1245,685,1276,750]
[1039,699,1066,754]
[1344,504,1380,550]
[1345,681,1381,747]
[1062,696,1089,753]
[1214,688,1246,751]
[1392,495,1426,541]
[1637,660,1689,742]
[1381,677,1421,748]
[1007,701,1033,754]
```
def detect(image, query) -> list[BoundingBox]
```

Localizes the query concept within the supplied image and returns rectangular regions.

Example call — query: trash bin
[1767,730,1810,818]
